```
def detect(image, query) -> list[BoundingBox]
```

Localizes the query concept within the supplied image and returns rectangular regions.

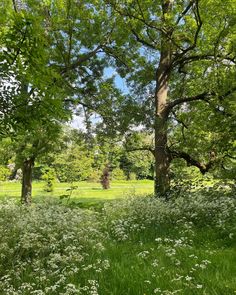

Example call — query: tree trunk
[154,115,170,196]
[154,1,172,196]
[100,166,110,189]
[21,158,34,205]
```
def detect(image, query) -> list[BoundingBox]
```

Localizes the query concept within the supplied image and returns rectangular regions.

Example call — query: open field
[0,180,154,203]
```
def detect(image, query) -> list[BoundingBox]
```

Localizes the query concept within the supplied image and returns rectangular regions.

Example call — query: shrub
[0,165,11,181]
[87,170,101,182]
[41,167,56,192]
[111,168,126,180]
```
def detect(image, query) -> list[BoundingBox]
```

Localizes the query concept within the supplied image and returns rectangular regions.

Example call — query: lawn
[0,180,154,203]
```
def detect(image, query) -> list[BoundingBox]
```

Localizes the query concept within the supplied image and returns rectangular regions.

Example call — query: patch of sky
[70,66,129,130]
[103,67,129,94]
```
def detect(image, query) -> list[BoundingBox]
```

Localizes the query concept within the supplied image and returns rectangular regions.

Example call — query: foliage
[53,144,94,182]
[0,138,15,165]
[41,167,56,192]
[111,168,126,181]
[121,132,155,179]
[0,165,11,181]
[86,170,102,183]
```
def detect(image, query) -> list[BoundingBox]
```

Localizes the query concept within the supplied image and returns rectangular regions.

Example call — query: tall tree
[0,0,119,202]
[104,0,236,195]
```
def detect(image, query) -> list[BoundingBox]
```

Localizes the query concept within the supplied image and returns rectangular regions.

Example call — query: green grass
[0,180,154,203]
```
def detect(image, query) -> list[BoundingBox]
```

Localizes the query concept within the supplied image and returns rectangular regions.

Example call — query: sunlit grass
[0,180,154,203]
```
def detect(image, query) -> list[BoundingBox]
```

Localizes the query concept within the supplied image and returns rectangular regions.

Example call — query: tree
[53,142,94,182]
[0,0,118,202]
[104,0,236,195]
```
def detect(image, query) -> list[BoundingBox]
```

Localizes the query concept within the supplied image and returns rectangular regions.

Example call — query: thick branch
[173,53,236,68]
[166,92,209,114]
[167,86,236,115]
[170,150,215,174]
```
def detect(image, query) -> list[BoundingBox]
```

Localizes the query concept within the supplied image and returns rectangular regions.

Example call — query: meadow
[0,180,154,204]
[0,181,235,295]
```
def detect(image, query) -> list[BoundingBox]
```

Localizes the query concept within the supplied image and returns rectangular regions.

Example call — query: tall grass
[0,185,235,294]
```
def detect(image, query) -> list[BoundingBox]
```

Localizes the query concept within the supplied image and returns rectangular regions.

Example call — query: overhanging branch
[169,149,216,174]
[166,86,236,116]
[166,91,210,114]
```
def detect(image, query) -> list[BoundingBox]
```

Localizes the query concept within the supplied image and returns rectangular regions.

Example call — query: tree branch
[126,146,155,156]
[171,110,188,129]
[166,85,236,115]
[175,1,195,26]
[131,28,156,50]
[12,0,18,12]
[103,46,131,69]
[60,45,103,75]
[166,91,210,114]
[169,149,216,174]
[106,1,162,32]
[173,53,236,68]
[171,0,203,65]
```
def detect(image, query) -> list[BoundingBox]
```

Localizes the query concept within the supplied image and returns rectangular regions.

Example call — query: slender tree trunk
[154,1,172,196]
[21,158,34,205]
[100,166,110,189]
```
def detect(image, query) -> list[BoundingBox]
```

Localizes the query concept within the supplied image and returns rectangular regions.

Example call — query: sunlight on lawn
[0,180,154,202]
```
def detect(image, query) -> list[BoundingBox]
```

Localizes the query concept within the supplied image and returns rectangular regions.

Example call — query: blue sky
[103,67,129,94]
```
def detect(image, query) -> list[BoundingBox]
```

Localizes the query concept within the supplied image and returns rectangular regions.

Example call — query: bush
[0,200,106,295]
[0,165,11,181]
[87,170,102,182]
[0,184,235,295]
[41,167,56,192]
[112,168,126,180]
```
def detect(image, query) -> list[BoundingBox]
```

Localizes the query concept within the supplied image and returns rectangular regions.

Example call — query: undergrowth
[0,184,235,294]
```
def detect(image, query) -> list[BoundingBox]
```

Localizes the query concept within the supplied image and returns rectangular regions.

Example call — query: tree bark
[21,158,34,205]
[154,1,172,196]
